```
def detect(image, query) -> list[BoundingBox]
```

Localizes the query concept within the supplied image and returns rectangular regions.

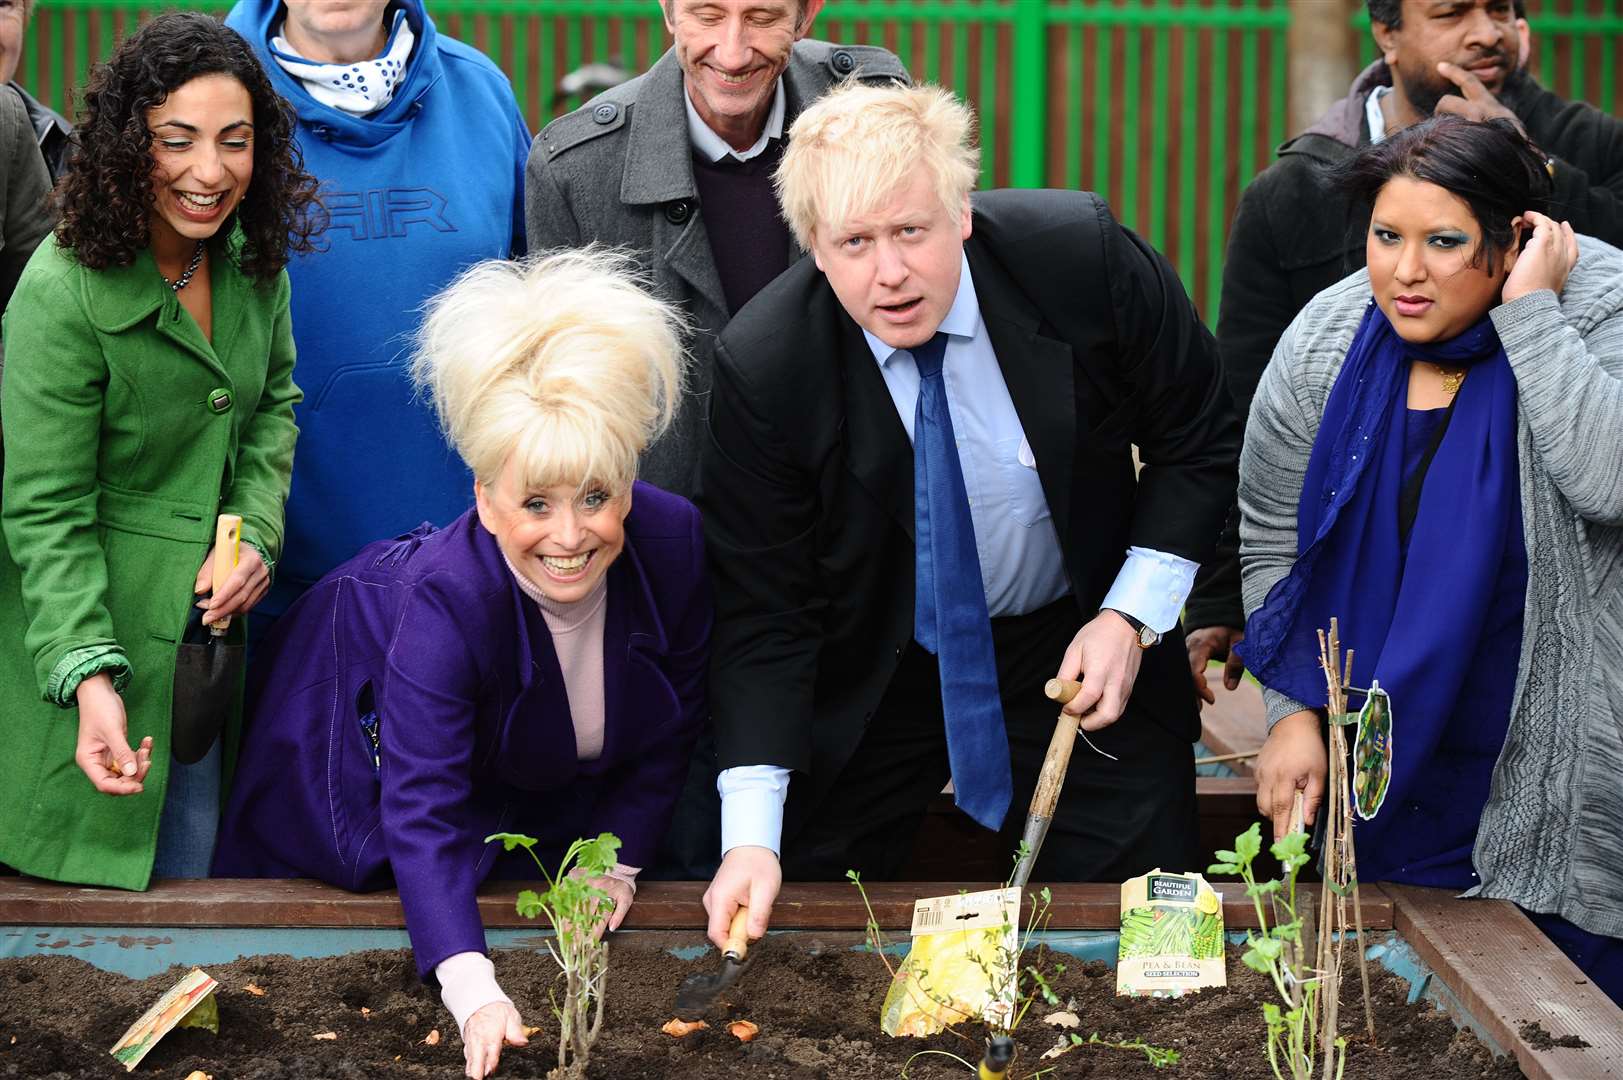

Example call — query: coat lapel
[618,51,728,322]
[599,537,676,768]
[965,239,1077,548]
[840,315,916,541]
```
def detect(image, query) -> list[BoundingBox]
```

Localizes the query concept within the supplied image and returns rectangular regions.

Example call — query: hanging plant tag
[1352,680,1394,820]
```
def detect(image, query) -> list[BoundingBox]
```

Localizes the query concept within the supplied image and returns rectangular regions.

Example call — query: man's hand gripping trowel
[673,906,752,1018]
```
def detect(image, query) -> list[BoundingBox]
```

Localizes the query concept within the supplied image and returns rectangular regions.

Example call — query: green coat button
[208,389,232,414]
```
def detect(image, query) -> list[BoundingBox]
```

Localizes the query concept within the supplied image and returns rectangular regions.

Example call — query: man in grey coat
[525,0,908,497]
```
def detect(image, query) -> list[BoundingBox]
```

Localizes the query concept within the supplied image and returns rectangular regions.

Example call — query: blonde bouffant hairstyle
[776,82,981,250]
[410,247,687,496]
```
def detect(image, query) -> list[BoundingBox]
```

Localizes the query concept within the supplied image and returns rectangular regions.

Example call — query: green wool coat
[0,237,299,889]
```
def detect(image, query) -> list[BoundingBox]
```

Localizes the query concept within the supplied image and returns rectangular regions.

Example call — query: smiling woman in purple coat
[213,248,707,1079]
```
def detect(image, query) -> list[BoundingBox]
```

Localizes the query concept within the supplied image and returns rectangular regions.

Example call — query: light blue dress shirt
[718,254,1199,855]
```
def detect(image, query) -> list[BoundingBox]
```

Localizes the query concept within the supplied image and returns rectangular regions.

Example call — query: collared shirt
[717,252,1200,856]
[683,77,786,162]
[1366,84,1392,144]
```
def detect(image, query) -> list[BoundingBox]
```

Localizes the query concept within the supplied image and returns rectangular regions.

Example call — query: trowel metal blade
[674,956,749,1017]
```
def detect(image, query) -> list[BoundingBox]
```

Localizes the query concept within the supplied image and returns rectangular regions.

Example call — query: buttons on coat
[593,102,619,124]
[830,49,856,76]
[664,200,692,225]
[208,389,233,414]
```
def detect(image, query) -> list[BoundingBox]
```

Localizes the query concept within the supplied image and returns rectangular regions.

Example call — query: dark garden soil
[0,936,1525,1079]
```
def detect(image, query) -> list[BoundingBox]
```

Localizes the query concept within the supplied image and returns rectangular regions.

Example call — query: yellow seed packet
[1116,869,1226,997]
[881,887,1019,1037]
[110,968,220,1071]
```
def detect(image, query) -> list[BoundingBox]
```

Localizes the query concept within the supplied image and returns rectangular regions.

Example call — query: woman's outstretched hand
[461,1000,529,1079]
[1503,211,1579,305]
[1255,709,1326,844]
[74,672,153,795]
[194,542,270,626]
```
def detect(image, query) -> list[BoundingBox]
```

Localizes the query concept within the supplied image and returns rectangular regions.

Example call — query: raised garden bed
[3,879,1617,1079]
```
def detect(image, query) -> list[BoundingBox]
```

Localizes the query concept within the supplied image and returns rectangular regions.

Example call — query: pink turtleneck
[503,553,608,759]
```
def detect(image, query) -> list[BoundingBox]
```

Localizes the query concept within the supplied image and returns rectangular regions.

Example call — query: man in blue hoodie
[226,0,529,621]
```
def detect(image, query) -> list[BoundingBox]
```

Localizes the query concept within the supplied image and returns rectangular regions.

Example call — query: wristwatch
[1104,609,1160,649]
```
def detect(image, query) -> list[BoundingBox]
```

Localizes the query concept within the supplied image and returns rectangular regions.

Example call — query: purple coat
[214,483,710,975]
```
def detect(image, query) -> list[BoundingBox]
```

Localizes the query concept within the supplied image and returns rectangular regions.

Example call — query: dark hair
[53,11,321,285]
[1367,0,1526,31]
[1367,0,1402,27]
[1334,114,1552,269]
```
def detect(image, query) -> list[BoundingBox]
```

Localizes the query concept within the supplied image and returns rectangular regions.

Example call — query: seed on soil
[312,1031,337,1040]
[423,1029,441,1046]
[523,1025,542,1037]
[728,1020,759,1042]
[661,1018,709,1037]
[359,1007,371,1019]
[243,983,265,996]
[1045,1010,1081,1028]
[183,1072,212,1080]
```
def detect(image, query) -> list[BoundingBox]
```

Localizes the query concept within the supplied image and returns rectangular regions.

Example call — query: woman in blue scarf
[1239,115,1623,1001]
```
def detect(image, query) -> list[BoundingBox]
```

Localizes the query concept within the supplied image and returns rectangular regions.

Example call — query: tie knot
[910,332,949,379]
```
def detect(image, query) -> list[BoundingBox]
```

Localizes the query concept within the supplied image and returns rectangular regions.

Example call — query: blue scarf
[1239,303,1520,749]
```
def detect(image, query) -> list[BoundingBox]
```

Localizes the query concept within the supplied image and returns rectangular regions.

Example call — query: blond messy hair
[776,82,980,250]
[410,247,687,496]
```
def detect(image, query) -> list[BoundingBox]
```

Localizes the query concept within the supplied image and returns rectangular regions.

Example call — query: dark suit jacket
[214,487,710,975]
[698,189,1241,834]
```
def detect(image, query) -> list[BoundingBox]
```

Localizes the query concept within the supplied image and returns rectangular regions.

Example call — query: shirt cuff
[718,765,790,856]
[47,646,132,708]
[435,951,512,1037]
[1100,546,1200,634]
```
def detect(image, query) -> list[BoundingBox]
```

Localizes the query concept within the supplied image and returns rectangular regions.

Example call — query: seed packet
[881,886,1020,1037]
[1353,681,1393,820]
[110,967,220,1071]
[1116,870,1226,997]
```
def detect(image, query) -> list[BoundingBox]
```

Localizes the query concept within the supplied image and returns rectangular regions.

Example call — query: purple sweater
[214,483,710,975]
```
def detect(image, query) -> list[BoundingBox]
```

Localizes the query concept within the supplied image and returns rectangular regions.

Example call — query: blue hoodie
[226,0,529,615]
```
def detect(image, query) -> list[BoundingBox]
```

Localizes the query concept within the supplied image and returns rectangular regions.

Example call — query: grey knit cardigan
[1239,237,1623,938]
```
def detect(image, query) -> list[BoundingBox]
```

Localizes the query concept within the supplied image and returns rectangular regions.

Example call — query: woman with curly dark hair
[0,11,320,888]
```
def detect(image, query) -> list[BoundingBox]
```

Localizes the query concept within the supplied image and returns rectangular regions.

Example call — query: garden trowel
[171,514,243,765]
[674,906,752,1018]
[1010,678,1084,889]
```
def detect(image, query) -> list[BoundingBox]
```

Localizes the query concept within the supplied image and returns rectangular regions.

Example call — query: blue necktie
[911,332,1012,831]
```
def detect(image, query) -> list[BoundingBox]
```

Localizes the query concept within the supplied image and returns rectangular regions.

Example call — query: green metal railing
[16,1,1622,316]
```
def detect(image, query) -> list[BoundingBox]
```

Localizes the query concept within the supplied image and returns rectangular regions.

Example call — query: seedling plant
[1208,823,1345,1080]
[487,830,622,1080]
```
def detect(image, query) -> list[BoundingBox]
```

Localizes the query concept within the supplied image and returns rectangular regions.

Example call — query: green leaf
[1245,879,1282,898]
[1207,861,1239,876]
[1241,949,1272,975]
[1251,936,1284,960]
[485,832,538,852]
[516,888,544,919]
[1234,822,1263,864]
[1269,830,1309,863]
[1261,1001,1283,1025]
[1213,848,1237,864]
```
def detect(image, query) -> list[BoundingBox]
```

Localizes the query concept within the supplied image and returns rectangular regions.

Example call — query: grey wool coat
[1239,239,1623,939]
[524,40,909,496]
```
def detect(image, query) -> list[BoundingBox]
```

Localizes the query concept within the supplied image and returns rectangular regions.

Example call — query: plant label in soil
[880,886,1019,1038]
[1117,870,1226,997]
[109,968,219,1071]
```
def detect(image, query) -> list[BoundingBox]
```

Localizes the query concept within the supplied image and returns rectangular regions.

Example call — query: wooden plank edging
[1385,884,1622,1080]
[0,878,1393,932]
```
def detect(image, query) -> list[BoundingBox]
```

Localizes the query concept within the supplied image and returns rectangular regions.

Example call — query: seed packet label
[109,967,219,1071]
[1116,869,1226,998]
[883,887,1020,1038]
[909,886,1018,936]
[1353,680,1394,820]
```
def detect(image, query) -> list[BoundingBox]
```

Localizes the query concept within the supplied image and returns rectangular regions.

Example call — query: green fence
[15,1,1623,316]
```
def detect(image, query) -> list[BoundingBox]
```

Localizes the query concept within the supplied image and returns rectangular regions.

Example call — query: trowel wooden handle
[1045,678,1083,705]
[1028,712,1081,821]
[209,514,243,634]
[724,906,750,962]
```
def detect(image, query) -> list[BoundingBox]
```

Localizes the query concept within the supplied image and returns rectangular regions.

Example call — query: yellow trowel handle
[723,906,750,963]
[209,514,243,636]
